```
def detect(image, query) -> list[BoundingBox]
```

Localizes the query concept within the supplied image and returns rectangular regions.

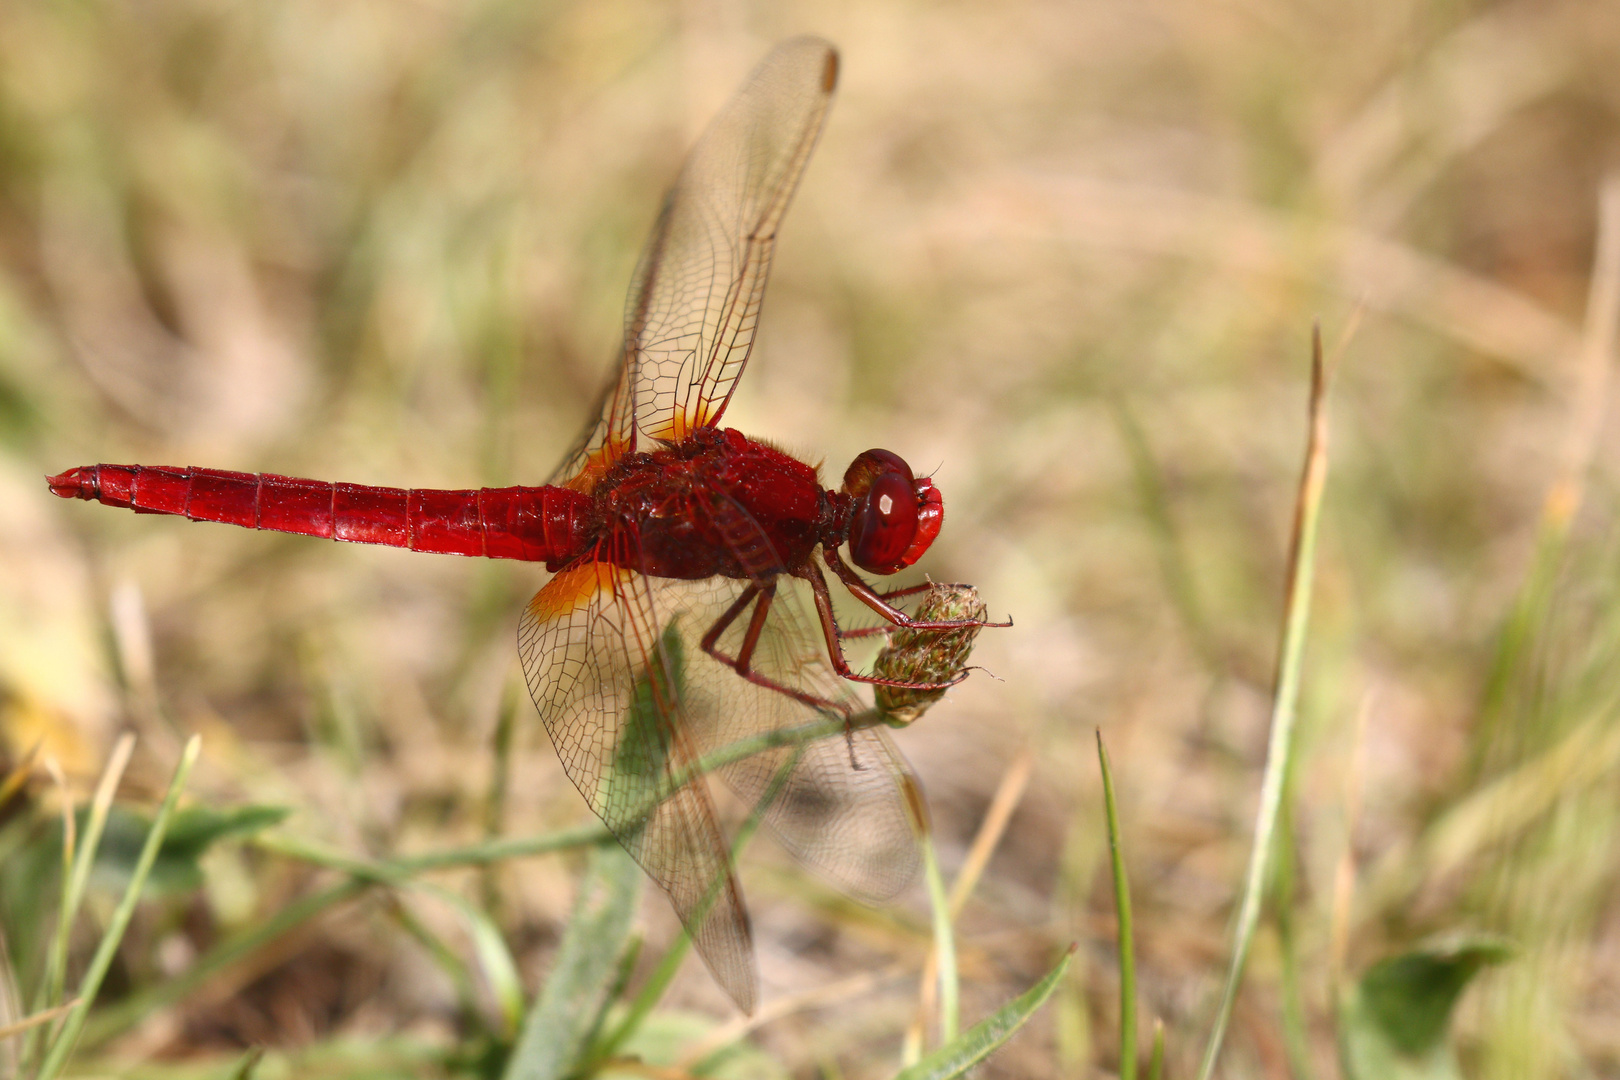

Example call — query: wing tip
[691,873,760,1014]
[776,34,839,95]
[725,971,759,1015]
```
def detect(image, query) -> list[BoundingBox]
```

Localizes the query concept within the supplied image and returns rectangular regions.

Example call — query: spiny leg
[874,580,956,602]
[700,580,852,715]
[822,548,1012,633]
[837,578,1006,640]
[796,565,969,694]
[700,583,760,657]
[735,581,776,671]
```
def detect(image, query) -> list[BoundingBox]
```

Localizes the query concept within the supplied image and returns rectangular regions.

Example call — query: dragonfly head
[840,449,944,575]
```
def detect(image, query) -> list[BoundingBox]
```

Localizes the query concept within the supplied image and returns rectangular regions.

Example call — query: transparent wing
[652,571,924,905]
[552,36,838,488]
[518,561,757,1012]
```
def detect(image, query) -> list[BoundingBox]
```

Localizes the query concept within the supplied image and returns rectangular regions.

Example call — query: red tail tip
[47,467,95,500]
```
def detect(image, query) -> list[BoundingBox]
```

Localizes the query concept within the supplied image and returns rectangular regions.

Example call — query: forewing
[519,561,756,1012]
[552,37,838,487]
[654,573,924,904]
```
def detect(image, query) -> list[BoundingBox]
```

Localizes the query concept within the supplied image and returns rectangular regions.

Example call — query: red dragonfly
[48,37,999,1013]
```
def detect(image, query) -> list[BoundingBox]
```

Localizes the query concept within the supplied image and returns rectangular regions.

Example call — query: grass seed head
[873,583,987,726]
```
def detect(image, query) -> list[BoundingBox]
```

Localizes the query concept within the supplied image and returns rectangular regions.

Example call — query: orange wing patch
[563,437,632,494]
[529,560,634,622]
[649,405,709,444]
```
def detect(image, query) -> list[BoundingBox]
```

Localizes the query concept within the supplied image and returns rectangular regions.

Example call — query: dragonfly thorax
[588,427,831,580]
[583,430,945,582]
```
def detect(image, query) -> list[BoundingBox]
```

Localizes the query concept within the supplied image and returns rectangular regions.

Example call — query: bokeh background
[4,0,1620,1076]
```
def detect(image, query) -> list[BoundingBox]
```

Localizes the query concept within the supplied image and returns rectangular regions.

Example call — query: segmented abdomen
[47,464,591,564]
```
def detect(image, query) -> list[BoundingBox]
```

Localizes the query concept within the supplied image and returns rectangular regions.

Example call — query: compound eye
[842,448,911,496]
[849,469,918,574]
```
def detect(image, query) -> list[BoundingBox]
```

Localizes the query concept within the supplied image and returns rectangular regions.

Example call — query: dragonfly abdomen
[46,464,591,563]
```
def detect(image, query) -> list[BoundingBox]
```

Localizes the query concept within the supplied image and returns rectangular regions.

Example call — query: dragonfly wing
[655,571,924,905]
[552,37,838,487]
[519,561,756,1012]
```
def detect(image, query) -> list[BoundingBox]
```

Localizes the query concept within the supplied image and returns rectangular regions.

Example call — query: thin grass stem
[481,676,521,914]
[41,735,135,1021]
[31,737,134,1067]
[22,757,75,1071]
[84,715,861,1049]
[0,742,40,808]
[78,877,368,1048]
[1196,326,1334,1080]
[904,749,1031,1062]
[1469,175,1620,784]
[1113,396,1215,667]
[921,828,959,1045]
[1097,730,1136,1080]
[580,933,642,1055]
[591,745,804,1064]
[256,709,870,882]
[948,747,1034,918]
[591,910,692,1065]
[1274,797,1313,1080]
[680,962,911,1070]
[0,1000,77,1044]
[38,735,200,1080]
[384,897,487,1035]
[1148,1019,1166,1080]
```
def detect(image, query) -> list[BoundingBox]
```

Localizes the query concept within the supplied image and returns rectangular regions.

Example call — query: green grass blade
[414,882,527,1037]
[580,932,641,1054]
[1112,395,1214,666]
[81,710,837,1056]
[40,734,134,1019]
[921,827,959,1046]
[21,757,78,1071]
[80,877,368,1048]
[386,897,489,1034]
[252,708,873,887]
[1197,327,1334,1080]
[590,745,802,1065]
[1097,730,1136,1080]
[1275,798,1314,1080]
[591,918,691,1064]
[892,944,1076,1080]
[502,841,641,1080]
[481,676,521,914]
[1148,1019,1166,1080]
[259,822,610,880]
[77,820,608,1048]
[37,734,200,1080]
[72,710,857,1055]
[226,1046,265,1080]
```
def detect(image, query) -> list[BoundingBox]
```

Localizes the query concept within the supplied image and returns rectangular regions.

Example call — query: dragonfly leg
[700,581,853,716]
[700,582,762,657]
[798,565,971,693]
[874,581,946,601]
[821,549,1013,633]
[834,580,1008,642]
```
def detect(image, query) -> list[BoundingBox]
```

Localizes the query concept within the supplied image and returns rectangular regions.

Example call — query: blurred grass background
[3,0,1620,1076]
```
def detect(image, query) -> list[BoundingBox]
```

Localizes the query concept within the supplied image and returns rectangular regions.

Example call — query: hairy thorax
[589,428,838,580]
